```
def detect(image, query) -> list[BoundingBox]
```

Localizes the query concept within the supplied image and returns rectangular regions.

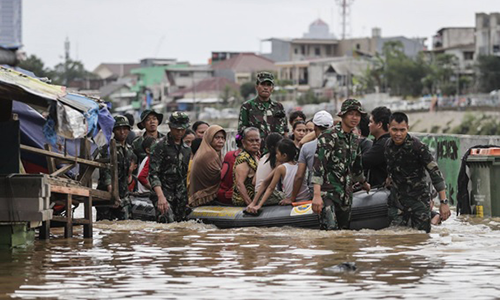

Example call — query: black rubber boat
[186,188,390,230]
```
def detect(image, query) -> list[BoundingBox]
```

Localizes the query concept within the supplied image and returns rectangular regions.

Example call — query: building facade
[0,0,22,47]
[475,13,500,57]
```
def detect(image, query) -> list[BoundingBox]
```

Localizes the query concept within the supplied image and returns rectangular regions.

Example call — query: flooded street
[1,212,500,300]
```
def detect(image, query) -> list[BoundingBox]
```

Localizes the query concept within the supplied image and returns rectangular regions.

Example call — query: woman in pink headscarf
[188,125,227,207]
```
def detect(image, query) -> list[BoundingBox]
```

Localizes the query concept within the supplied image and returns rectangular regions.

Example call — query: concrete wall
[378,37,426,58]
[441,28,475,49]
[414,133,500,206]
[268,39,292,62]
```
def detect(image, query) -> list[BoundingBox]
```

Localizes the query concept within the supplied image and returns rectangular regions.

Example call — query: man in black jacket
[362,106,391,187]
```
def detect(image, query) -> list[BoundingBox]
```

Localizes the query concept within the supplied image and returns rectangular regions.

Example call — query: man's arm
[419,142,446,193]
[418,142,450,220]
[238,103,249,133]
[311,134,329,213]
[299,131,316,146]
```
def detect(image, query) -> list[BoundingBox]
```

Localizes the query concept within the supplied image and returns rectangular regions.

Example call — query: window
[326,45,332,56]
[315,47,321,56]
[464,52,474,60]
[301,45,306,54]
[356,44,360,50]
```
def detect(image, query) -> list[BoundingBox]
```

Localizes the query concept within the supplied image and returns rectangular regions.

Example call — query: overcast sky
[23,0,499,71]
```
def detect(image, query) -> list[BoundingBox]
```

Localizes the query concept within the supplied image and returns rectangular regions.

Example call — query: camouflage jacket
[238,96,287,148]
[311,122,365,206]
[98,141,134,198]
[384,134,446,198]
[132,131,165,164]
[148,133,191,191]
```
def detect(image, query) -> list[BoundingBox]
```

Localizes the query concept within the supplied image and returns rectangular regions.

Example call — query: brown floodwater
[1,210,500,300]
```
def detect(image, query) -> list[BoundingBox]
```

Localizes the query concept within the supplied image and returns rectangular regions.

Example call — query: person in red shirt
[137,136,156,193]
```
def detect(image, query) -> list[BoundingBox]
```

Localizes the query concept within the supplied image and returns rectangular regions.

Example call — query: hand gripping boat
[186,188,390,230]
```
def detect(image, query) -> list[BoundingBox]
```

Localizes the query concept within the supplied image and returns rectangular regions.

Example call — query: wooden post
[83,195,92,238]
[64,194,73,238]
[0,100,12,122]
[78,139,91,186]
[109,139,120,206]
[39,220,50,240]
[44,144,57,174]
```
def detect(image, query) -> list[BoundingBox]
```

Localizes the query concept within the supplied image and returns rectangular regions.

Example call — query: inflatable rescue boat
[186,188,390,230]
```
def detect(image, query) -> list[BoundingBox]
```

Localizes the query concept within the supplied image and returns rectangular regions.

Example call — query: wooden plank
[21,144,109,169]
[51,163,75,177]
[78,146,99,186]
[50,185,90,197]
[89,189,112,202]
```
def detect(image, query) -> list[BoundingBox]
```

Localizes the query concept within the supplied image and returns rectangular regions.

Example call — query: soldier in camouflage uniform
[149,111,191,223]
[385,112,451,233]
[311,99,371,230]
[97,115,135,221]
[238,72,287,150]
[132,109,165,165]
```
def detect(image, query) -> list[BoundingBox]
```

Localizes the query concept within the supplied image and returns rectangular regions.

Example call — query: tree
[240,82,255,100]
[360,41,428,97]
[476,55,500,93]
[51,58,96,85]
[18,54,53,79]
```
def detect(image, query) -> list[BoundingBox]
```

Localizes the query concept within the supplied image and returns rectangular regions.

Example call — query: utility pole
[64,37,70,85]
[336,0,354,40]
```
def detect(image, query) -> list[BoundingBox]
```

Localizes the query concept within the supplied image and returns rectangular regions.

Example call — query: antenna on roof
[336,0,354,40]
[153,35,166,58]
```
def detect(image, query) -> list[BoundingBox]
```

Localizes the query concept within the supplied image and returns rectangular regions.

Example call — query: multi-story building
[263,20,426,62]
[475,13,500,57]
[428,27,476,73]
[0,0,22,47]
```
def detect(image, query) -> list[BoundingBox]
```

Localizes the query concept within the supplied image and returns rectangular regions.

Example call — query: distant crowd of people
[97,72,451,233]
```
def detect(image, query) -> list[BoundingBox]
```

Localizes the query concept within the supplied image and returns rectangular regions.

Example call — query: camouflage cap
[256,72,275,85]
[113,115,132,130]
[137,109,164,130]
[337,99,367,117]
[168,111,190,129]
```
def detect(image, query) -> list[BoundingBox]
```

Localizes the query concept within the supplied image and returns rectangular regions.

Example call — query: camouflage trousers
[151,186,189,223]
[96,195,132,221]
[319,193,351,230]
[260,190,285,206]
[388,192,431,233]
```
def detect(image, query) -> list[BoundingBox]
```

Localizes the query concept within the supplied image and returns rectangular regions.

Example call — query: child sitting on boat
[246,139,310,214]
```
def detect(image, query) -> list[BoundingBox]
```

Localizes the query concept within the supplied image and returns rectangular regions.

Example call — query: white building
[0,0,22,47]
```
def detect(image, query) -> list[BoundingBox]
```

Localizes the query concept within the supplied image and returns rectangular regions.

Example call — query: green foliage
[51,58,96,85]
[220,84,239,105]
[297,90,328,105]
[19,54,95,86]
[476,55,500,93]
[423,53,458,95]
[360,42,466,97]
[240,82,255,100]
[18,55,54,79]
[451,113,500,135]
